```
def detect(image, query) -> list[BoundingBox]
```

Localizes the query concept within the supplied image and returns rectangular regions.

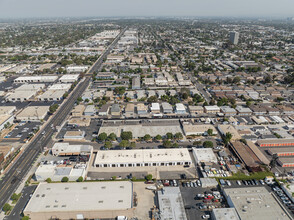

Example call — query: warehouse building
[51,143,93,156]
[63,131,85,140]
[16,106,49,122]
[192,148,218,165]
[235,106,252,116]
[161,102,173,114]
[6,84,45,102]
[150,103,161,114]
[0,106,16,115]
[84,105,96,116]
[14,76,58,83]
[230,141,261,168]
[268,148,294,157]
[34,164,87,182]
[157,187,187,220]
[220,106,237,116]
[66,66,88,73]
[175,103,186,114]
[211,208,240,220]
[188,105,204,114]
[204,105,221,114]
[24,181,133,220]
[95,148,192,167]
[278,158,294,167]
[111,104,121,117]
[218,125,242,141]
[136,103,148,115]
[256,139,294,147]
[71,105,85,117]
[59,74,79,83]
[223,187,291,220]
[182,123,217,136]
[38,90,65,101]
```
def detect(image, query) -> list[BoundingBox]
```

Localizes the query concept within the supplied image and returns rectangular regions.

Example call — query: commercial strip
[94,148,192,168]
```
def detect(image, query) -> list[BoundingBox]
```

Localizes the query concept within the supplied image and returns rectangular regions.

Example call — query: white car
[202,215,210,219]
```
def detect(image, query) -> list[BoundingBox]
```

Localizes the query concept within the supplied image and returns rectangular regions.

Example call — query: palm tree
[270,154,278,171]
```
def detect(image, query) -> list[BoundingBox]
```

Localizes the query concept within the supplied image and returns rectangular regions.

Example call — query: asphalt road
[0,28,126,211]
[4,185,37,220]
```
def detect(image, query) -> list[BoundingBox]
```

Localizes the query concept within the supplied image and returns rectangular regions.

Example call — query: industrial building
[6,84,45,102]
[161,102,173,114]
[84,105,96,116]
[58,74,79,83]
[34,164,87,182]
[63,131,85,140]
[14,76,58,83]
[16,106,49,122]
[38,90,65,101]
[24,181,133,220]
[66,66,88,73]
[192,148,218,164]
[256,139,294,147]
[268,148,294,157]
[211,208,240,220]
[175,103,186,114]
[182,123,217,136]
[95,148,192,167]
[157,187,187,220]
[223,187,291,220]
[204,105,221,114]
[0,106,16,115]
[51,143,93,156]
[218,125,242,141]
[278,158,294,167]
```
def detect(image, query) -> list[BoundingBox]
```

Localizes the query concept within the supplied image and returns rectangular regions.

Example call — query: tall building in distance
[229,31,239,45]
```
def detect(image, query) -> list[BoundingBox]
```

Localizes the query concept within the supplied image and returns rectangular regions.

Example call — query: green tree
[104,141,112,149]
[270,153,279,170]
[129,142,136,148]
[155,135,162,141]
[166,132,173,140]
[146,174,153,181]
[3,203,12,213]
[21,216,30,220]
[143,134,152,141]
[193,141,202,147]
[77,176,83,182]
[61,177,69,182]
[121,131,133,140]
[119,140,129,148]
[98,132,108,141]
[108,133,117,141]
[77,97,83,102]
[223,132,233,146]
[45,178,52,183]
[11,193,21,202]
[246,100,252,107]
[163,140,172,148]
[172,142,179,148]
[203,141,214,148]
[49,104,59,114]
[174,132,183,140]
[147,96,158,103]
[207,128,213,136]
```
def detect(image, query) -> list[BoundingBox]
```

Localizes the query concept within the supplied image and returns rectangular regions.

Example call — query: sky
[0,0,293,19]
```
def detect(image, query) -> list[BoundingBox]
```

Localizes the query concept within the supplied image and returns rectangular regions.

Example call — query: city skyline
[0,0,294,19]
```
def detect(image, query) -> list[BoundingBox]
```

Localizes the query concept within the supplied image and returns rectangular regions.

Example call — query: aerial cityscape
[0,1,294,220]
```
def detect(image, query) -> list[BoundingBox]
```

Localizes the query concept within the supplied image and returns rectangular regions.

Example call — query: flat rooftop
[224,187,291,220]
[157,187,187,220]
[95,148,192,165]
[24,181,133,213]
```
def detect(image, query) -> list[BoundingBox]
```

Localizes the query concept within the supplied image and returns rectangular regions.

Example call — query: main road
[0,27,127,211]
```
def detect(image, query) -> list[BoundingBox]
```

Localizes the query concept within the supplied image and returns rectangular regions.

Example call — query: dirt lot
[133,182,155,220]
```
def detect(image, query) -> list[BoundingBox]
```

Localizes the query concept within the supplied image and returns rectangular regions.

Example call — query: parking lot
[180,183,226,220]
[56,119,102,141]
[4,121,41,143]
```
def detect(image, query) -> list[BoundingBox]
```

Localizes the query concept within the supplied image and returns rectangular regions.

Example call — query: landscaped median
[215,171,273,181]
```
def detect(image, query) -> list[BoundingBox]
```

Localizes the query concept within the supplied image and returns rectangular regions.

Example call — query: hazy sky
[0,0,293,19]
